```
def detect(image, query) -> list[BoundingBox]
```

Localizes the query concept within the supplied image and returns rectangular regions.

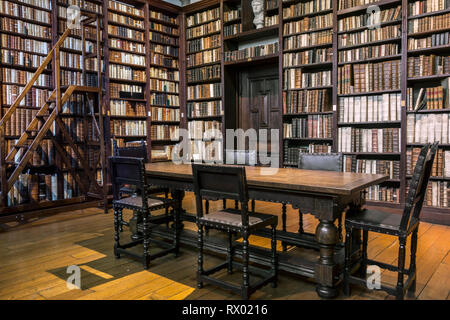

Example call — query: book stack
[224,43,279,62]
[283,115,332,139]
[283,89,331,114]
[338,127,401,153]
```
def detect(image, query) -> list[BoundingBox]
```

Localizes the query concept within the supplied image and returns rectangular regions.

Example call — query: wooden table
[145,162,388,298]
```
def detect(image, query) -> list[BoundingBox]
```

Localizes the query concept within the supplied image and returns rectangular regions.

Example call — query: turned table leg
[315,218,339,299]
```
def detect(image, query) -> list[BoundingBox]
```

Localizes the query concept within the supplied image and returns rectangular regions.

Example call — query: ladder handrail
[0,28,72,129]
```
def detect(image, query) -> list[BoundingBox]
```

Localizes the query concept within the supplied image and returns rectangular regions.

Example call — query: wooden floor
[0,193,449,300]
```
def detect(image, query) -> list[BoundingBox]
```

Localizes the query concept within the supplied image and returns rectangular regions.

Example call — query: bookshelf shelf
[337,19,401,35]
[337,0,401,16]
[339,37,402,50]
[337,89,402,97]
[407,74,450,82]
[408,8,450,20]
[283,26,333,37]
[224,54,279,67]
[338,54,403,66]
[223,25,279,42]
[407,45,450,55]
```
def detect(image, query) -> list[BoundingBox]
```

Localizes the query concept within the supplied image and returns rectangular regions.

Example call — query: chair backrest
[109,156,148,207]
[400,142,438,231]
[225,149,257,166]
[113,140,148,162]
[192,164,250,226]
[298,152,343,172]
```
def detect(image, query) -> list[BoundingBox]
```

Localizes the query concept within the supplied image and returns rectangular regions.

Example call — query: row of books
[283,13,332,35]
[150,92,179,107]
[150,125,179,141]
[187,48,221,67]
[149,31,178,46]
[186,34,220,53]
[149,22,178,36]
[339,43,399,63]
[64,37,95,53]
[420,181,450,208]
[187,83,221,100]
[338,0,379,10]
[110,51,145,66]
[266,0,278,10]
[61,117,87,142]
[0,1,51,24]
[283,115,333,139]
[407,84,449,111]
[282,89,331,114]
[408,12,450,34]
[151,53,179,68]
[109,64,145,82]
[342,156,400,179]
[408,32,450,50]
[283,30,332,49]
[338,60,401,94]
[224,43,279,62]
[2,85,49,107]
[283,143,332,164]
[150,67,179,82]
[338,25,401,48]
[189,140,223,162]
[60,52,98,71]
[187,101,223,118]
[186,20,221,40]
[2,68,51,87]
[407,113,450,144]
[224,8,240,22]
[338,6,401,32]
[283,48,332,66]
[408,0,449,16]
[149,79,179,94]
[110,100,146,117]
[265,15,279,27]
[108,12,144,29]
[109,83,143,99]
[3,107,39,136]
[151,145,175,161]
[110,119,147,136]
[283,69,332,89]
[108,25,144,42]
[188,120,222,140]
[60,71,97,86]
[408,147,449,178]
[338,127,401,153]
[109,0,143,17]
[1,17,51,39]
[186,7,220,28]
[150,10,176,24]
[365,186,400,203]
[224,23,242,37]
[7,138,54,167]
[282,0,332,19]
[1,34,50,54]
[151,107,180,122]
[187,65,221,83]
[150,43,178,57]
[21,0,51,10]
[338,93,402,123]
[407,55,450,77]
[8,174,58,206]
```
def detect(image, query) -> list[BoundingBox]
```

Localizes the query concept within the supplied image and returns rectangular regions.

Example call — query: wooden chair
[110,156,180,269]
[113,140,170,237]
[281,152,343,250]
[204,149,257,214]
[193,164,278,299]
[343,142,438,300]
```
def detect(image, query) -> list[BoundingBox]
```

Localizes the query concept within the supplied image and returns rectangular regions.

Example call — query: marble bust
[251,0,264,29]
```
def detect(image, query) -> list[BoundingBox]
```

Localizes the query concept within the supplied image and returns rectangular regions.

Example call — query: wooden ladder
[0,13,108,214]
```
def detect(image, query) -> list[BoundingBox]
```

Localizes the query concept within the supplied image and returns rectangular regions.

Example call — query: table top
[145,162,388,196]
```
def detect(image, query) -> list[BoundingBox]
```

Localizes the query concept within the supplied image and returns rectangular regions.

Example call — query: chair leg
[343,226,352,296]
[235,200,239,210]
[197,224,204,289]
[396,237,407,300]
[241,228,250,300]
[165,190,169,217]
[222,198,226,209]
[205,200,210,236]
[408,227,418,298]
[173,204,180,257]
[360,230,368,278]
[251,199,255,213]
[338,216,343,242]
[271,225,278,288]
[142,211,150,269]
[282,204,287,251]
[119,210,123,232]
[113,208,121,259]
[227,231,233,274]
[298,209,303,234]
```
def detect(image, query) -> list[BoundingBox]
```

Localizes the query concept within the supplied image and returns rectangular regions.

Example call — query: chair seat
[199,208,277,229]
[346,209,418,235]
[113,195,176,211]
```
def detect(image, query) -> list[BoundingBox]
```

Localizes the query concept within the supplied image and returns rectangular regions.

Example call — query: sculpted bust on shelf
[251,0,264,29]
